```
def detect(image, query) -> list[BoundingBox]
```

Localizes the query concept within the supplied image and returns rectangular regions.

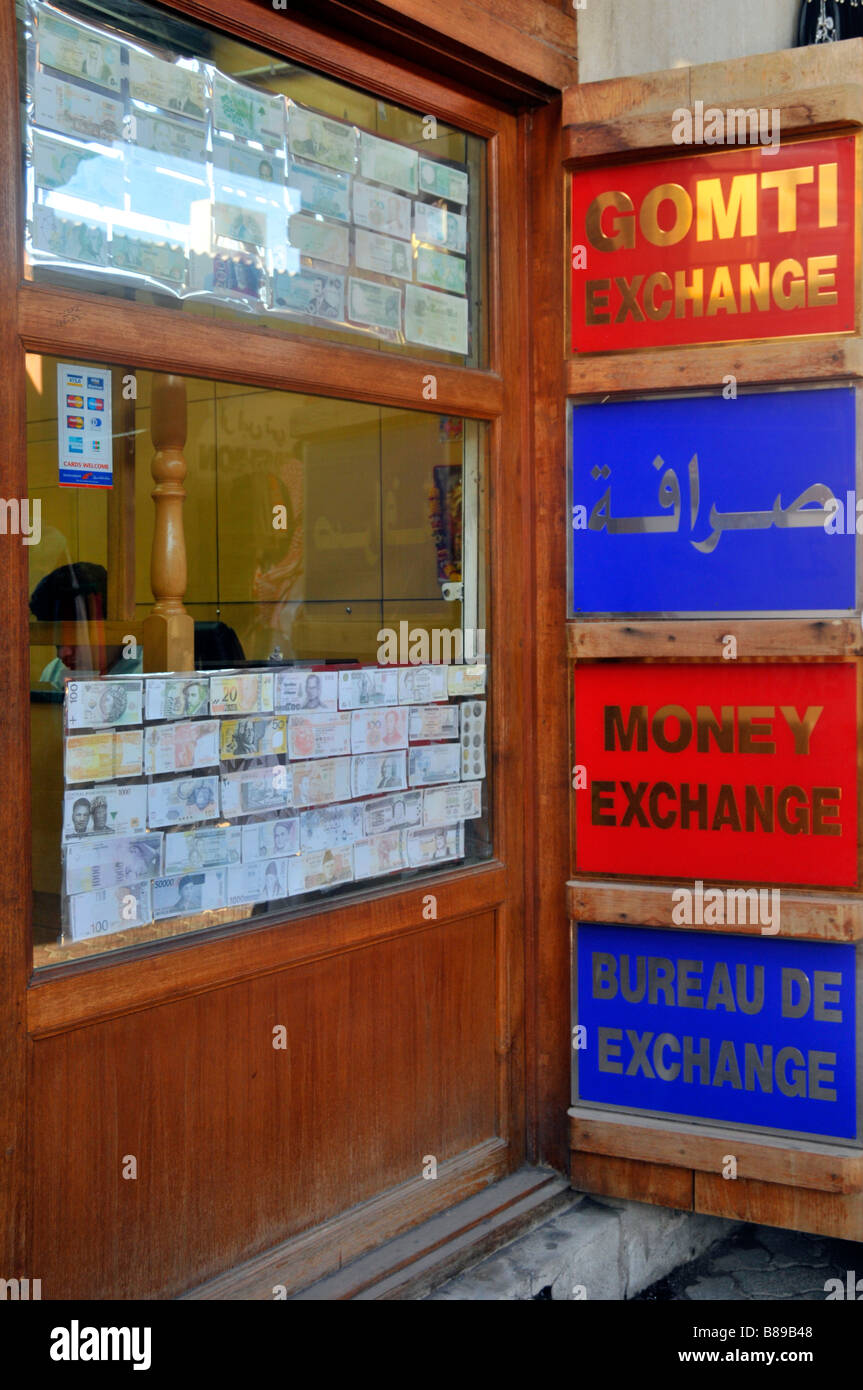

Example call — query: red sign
[574,662,858,886]
[571,136,857,352]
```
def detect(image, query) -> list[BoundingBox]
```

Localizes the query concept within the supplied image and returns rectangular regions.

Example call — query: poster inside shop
[57,362,112,487]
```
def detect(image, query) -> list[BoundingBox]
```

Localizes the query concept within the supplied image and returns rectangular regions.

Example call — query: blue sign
[575,925,857,1139]
[570,388,856,615]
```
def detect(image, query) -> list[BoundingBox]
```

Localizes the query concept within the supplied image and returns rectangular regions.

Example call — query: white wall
[576,0,802,84]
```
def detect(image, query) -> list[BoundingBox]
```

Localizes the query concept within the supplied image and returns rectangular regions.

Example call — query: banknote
[215,139,286,190]
[288,711,351,760]
[397,665,449,705]
[287,161,350,221]
[348,276,401,331]
[144,676,210,721]
[111,231,186,284]
[227,858,289,907]
[133,113,207,164]
[163,825,242,874]
[38,7,122,92]
[274,669,338,713]
[64,729,143,784]
[65,678,143,730]
[214,201,268,248]
[32,131,125,210]
[64,833,163,895]
[361,789,422,837]
[446,664,486,697]
[415,246,466,296]
[353,830,407,879]
[210,672,274,716]
[127,48,206,120]
[299,802,363,853]
[63,784,147,840]
[359,131,417,194]
[241,816,300,862]
[220,716,287,761]
[31,205,108,267]
[405,283,468,356]
[287,103,357,174]
[351,751,407,798]
[460,700,487,780]
[290,757,352,808]
[288,846,354,895]
[418,157,469,206]
[408,705,459,742]
[220,765,290,817]
[189,251,265,303]
[406,823,464,867]
[288,212,349,266]
[354,228,412,282]
[213,72,285,147]
[271,267,345,320]
[413,203,467,254]
[147,775,221,828]
[408,743,461,787]
[152,871,226,920]
[68,881,152,942]
[351,706,408,754]
[337,668,399,710]
[352,180,411,240]
[422,781,482,827]
[32,71,123,142]
[145,720,220,775]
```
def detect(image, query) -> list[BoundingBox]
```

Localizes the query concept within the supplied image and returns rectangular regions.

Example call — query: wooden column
[143,373,195,672]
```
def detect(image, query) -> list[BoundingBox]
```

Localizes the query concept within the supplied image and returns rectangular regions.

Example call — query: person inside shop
[29,561,142,691]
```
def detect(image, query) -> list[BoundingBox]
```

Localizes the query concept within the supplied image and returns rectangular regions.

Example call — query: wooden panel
[570,1152,693,1209]
[695,1172,863,1242]
[31,912,500,1299]
[568,620,863,661]
[570,1112,863,1194]
[568,881,863,941]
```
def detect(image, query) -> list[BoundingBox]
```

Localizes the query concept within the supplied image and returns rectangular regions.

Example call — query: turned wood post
[143,373,195,672]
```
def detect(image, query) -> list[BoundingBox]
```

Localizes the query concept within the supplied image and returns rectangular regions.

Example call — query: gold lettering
[772,259,805,311]
[585,279,611,325]
[643,271,672,321]
[640,183,692,247]
[807,255,838,307]
[739,261,770,313]
[739,707,775,755]
[812,786,842,836]
[761,166,814,233]
[707,265,738,316]
[674,267,704,318]
[777,786,810,835]
[745,784,774,832]
[696,706,735,753]
[818,162,838,229]
[585,191,635,251]
[779,705,823,756]
[695,173,757,241]
[652,705,693,753]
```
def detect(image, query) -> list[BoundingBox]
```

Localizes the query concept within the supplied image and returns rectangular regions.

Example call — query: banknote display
[271,267,344,320]
[65,729,143,783]
[214,201,267,248]
[127,48,206,120]
[144,676,210,721]
[145,720,220,774]
[348,276,401,331]
[32,71,123,142]
[359,131,418,194]
[290,756,352,807]
[287,162,350,222]
[408,705,459,742]
[418,157,469,206]
[111,231,185,284]
[422,781,482,827]
[274,669,338,713]
[134,114,208,164]
[406,823,463,867]
[338,668,399,710]
[32,130,125,209]
[220,765,290,817]
[163,825,242,874]
[68,881,151,941]
[147,775,221,827]
[213,72,285,147]
[299,801,363,853]
[361,789,422,836]
[152,870,226,920]
[288,847,354,895]
[37,6,122,91]
[288,212,350,267]
[460,700,487,780]
[287,104,357,174]
[32,205,108,266]
[288,711,351,760]
[228,858,289,906]
[351,706,408,754]
[210,672,274,716]
[351,751,407,798]
[189,251,264,302]
[126,155,205,225]
[219,715,287,761]
[415,246,466,296]
[352,180,411,241]
[355,229,412,282]
[405,283,468,356]
[241,816,300,862]
[408,743,461,787]
[446,664,486,697]
[353,830,407,879]
[413,203,467,255]
[65,678,143,729]
[64,833,162,895]
[397,665,449,705]
[63,784,147,840]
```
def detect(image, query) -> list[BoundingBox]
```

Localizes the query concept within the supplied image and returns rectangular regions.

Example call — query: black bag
[796,0,842,44]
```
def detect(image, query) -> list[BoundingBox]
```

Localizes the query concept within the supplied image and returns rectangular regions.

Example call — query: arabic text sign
[570,388,856,615]
[574,662,858,887]
[575,925,858,1139]
[57,363,113,488]
[571,136,857,352]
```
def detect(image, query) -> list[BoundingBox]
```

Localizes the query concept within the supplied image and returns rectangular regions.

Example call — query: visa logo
[66,374,83,385]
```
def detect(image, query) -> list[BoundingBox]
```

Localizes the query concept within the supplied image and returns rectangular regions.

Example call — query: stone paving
[635,1223,863,1301]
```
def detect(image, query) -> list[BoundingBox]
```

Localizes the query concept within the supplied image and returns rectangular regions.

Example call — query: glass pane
[27,354,491,965]
[18,0,488,367]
